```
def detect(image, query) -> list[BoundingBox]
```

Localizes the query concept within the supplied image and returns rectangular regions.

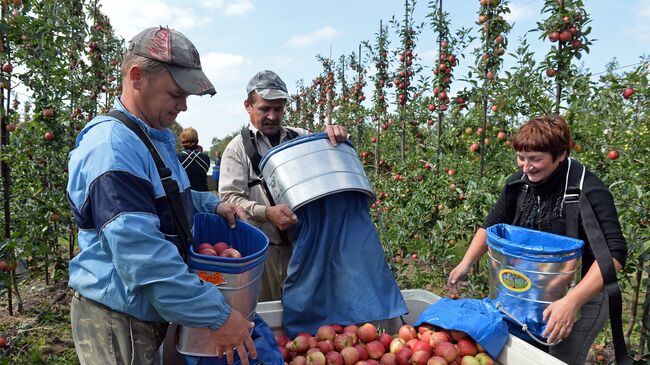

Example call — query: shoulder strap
[241,126,263,177]
[239,125,292,244]
[563,158,586,238]
[579,193,631,364]
[106,110,192,262]
[507,173,527,226]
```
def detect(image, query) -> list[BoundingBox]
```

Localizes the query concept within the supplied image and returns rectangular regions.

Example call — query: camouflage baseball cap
[246,70,290,100]
[128,26,216,96]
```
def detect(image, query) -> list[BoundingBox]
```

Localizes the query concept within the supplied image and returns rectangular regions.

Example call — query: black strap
[506,174,527,225]
[180,150,210,173]
[240,126,298,244]
[579,194,631,364]
[107,110,192,262]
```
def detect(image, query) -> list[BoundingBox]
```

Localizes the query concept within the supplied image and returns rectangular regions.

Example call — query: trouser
[71,291,168,365]
[549,291,609,365]
[258,243,292,302]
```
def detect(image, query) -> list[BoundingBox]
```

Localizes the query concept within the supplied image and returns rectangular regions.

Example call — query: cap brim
[256,88,290,100]
[164,64,216,96]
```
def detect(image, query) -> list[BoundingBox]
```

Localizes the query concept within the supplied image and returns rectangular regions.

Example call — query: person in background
[447,115,627,365]
[178,127,211,191]
[219,70,348,301]
[66,26,255,365]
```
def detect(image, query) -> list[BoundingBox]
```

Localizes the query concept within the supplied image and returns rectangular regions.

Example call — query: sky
[99,0,650,145]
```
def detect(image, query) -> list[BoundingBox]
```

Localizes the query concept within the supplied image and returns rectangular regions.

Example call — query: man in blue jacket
[66,27,256,365]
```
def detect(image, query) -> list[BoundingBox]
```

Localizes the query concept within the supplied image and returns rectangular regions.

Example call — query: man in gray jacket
[219,70,347,301]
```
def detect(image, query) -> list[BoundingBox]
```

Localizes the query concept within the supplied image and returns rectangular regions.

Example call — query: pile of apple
[195,241,242,258]
[275,322,495,365]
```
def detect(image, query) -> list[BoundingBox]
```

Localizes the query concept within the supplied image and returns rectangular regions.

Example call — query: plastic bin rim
[486,223,584,255]
[259,132,354,171]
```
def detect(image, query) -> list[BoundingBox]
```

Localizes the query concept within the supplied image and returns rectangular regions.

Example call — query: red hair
[512,115,572,160]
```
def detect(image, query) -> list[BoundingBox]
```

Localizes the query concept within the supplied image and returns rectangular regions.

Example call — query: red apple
[450,330,468,342]
[398,325,417,342]
[429,332,451,349]
[275,334,290,347]
[559,31,571,42]
[426,356,447,365]
[435,341,457,363]
[395,348,413,365]
[546,68,556,77]
[340,346,360,365]
[457,338,478,357]
[317,340,334,354]
[306,351,326,365]
[548,31,560,42]
[290,335,310,354]
[326,351,344,365]
[623,88,635,99]
[366,341,386,360]
[469,143,480,153]
[497,131,507,140]
[0,261,9,272]
[378,333,392,352]
[358,323,378,343]
[607,150,619,160]
[2,63,13,73]
[495,35,504,44]
[221,247,242,258]
[411,350,430,365]
[212,241,230,255]
[6,123,16,132]
[390,338,406,354]
[42,108,54,118]
[291,355,307,365]
[412,341,433,355]
[355,344,369,360]
[317,325,337,342]
[334,334,353,352]
[196,243,213,251]
[198,248,217,256]
[44,131,55,141]
[380,352,396,365]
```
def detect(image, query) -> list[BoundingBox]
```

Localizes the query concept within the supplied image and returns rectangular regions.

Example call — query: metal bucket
[486,224,584,338]
[259,132,375,210]
[176,213,269,357]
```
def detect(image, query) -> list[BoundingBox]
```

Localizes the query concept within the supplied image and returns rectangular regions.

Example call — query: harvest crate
[256,289,567,365]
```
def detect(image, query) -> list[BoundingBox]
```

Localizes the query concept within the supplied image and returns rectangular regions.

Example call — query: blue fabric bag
[183,313,283,365]
[413,298,509,359]
[281,191,408,337]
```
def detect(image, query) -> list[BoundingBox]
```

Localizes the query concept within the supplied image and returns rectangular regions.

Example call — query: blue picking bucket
[176,213,269,357]
[485,224,584,339]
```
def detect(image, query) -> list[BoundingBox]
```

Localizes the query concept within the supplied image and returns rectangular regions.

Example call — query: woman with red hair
[447,115,627,364]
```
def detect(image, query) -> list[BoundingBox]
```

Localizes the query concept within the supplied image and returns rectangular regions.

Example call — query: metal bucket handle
[494,302,561,347]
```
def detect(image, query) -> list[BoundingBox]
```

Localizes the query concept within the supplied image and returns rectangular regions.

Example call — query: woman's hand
[447,262,472,294]
[542,296,579,344]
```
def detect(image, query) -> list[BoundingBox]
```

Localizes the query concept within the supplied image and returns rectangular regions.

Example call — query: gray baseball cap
[128,26,216,96]
[246,70,290,100]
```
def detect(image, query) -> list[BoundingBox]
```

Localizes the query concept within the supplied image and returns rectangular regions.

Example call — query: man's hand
[216,202,238,228]
[213,309,257,365]
[324,125,349,145]
[266,204,298,231]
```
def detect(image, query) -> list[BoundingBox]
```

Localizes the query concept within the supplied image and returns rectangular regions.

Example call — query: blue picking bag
[413,298,509,359]
[183,313,283,365]
[281,191,408,337]
[485,224,584,340]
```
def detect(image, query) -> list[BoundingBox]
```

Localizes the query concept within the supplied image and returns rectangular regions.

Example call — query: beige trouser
[258,243,292,302]
[71,292,168,365]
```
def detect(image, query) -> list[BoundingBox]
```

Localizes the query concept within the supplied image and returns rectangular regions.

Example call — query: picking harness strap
[240,126,298,245]
[107,110,192,262]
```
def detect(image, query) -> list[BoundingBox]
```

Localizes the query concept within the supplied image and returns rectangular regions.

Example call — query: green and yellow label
[499,269,531,292]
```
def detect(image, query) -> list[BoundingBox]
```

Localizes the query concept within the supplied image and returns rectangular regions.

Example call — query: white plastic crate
[256,289,566,365]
